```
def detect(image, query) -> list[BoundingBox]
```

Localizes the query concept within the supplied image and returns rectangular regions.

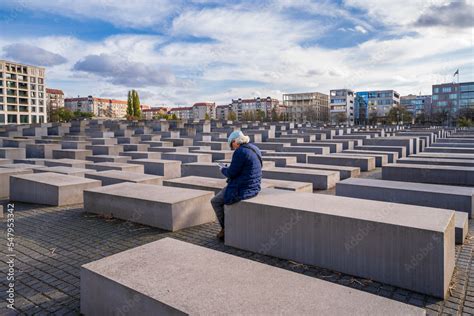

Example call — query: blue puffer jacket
[221,143,262,205]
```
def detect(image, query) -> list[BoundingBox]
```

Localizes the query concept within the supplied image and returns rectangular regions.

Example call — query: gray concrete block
[382,163,474,186]
[413,152,474,160]
[424,147,474,154]
[335,178,474,218]
[53,149,93,160]
[354,145,406,158]
[148,146,189,153]
[10,172,101,206]
[90,138,118,145]
[0,168,33,199]
[119,151,162,160]
[0,148,26,160]
[44,158,90,168]
[397,157,474,167]
[333,152,388,167]
[61,140,91,149]
[0,158,13,165]
[280,146,330,155]
[456,212,468,244]
[86,170,163,186]
[308,154,376,171]
[128,159,181,179]
[344,149,398,163]
[80,238,424,316]
[85,145,124,156]
[83,183,214,231]
[286,163,360,180]
[25,143,61,159]
[262,156,297,167]
[189,149,233,161]
[181,162,225,179]
[262,151,308,163]
[262,167,339,190]
[34,166,93,177]
[225,188,455,298]
[86,162,145,173]
[122,144,150,152]
[161,152,212,163]
[164,176,226,193]
[86,155,131,163]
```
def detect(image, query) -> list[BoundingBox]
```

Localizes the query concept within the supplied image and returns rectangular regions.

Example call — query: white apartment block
[192,102,216,120]
[64,96,128,119]
[0,60,47,125]
[283,92,329,123]
[329,89,355,126]
[169,106,193,120]
[46,88,64,121]
[230,97,279,120]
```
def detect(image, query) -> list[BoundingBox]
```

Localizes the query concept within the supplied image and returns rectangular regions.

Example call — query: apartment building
[0,59,47,125]
[169,106,193,120]
[46,88,64,121]
[192,102,215,120]
[64,96,128,118]
[142,107,169,120]
[329,89,355,125]
[230,97,279,120]
[283,91,329,123]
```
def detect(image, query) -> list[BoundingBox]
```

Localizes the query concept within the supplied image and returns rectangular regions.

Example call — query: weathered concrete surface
[286,163,360,180]
[164,176,226,193]
[262,151,308,163]
[412,152,474,160]
[225,188,455,298]
[34,166,93,177]
[262,167,339,190]
[118,151,162,160]
[354,145,406,158]
[80,238,424,316]
[336,178,474,218]
[280,146,330,155]
[262,156,297,167]
[86,155,131,163]
[308,154,376,171]
[161,152,212,163]
[10,172,101,206]
[53,149,92,161]
[332,152,388,167]
[25,143,61,159]
[424,147,474,154]
[343,150,398,163]
[397,157,474,167]
[86,162,145,173]
[382,163,474,186]
[86,170,163,186]
[128,159,181,179]
[0,147,26,160]
[83,183,214,231]
[44,158,89,168]
[0,168,33,199]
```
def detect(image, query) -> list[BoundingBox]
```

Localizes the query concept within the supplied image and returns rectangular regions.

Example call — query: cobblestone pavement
[0,171,473,315]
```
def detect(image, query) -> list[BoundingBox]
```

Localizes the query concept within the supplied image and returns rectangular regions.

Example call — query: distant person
[211,130,262,241]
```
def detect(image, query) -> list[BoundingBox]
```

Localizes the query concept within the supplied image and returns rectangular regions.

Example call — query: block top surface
[85,182,212,203]
[339,178,474,195]
[12,172,100,186]
[288,163,359,171]
[264,167,338,176]
[240,189,453,232]
[164,176,226,188]
[130,159,181,164]
[82,238,423,315]
[385,163,474,171]
[92,170,163,181]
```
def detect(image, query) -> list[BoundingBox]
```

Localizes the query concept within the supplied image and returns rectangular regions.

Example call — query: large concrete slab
[286,163,360,180]
[25,143,61,159]
[262,167,339,190]
[81,238,424,316]
[308,154,376,171]
[225,188,454,298]
[424,147,474,154]
[397,157,474,167]
[161,152,212,163]
[343,149,398,163]
[34,166,94,177]
[336,178,474,217]
[53,149,92,160]
[10,172,101,206]
[118,151,162,160]
[0,168,33,199]
[279,146,330,155]
[83,183,214,231]
[354,145,406,158]
[332,152,388,167]
[128,159,181,179]
[86,162,145,173]
[86,155,131,163]
[382,163,474,186]
[0,148,26,160]
[86,170,163,186]
[44,158,90,168]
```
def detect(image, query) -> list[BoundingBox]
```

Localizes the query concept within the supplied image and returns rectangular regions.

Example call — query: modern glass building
[400,94,432,118]
[354,93,368,124]
[432,81,474,119]
[355,90,400,119]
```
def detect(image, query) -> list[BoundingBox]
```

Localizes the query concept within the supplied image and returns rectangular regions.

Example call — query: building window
[31,115,37,123]
[20,115,29,123]
[441,87,452,93]
[449,94,458,99]
[30,77,36,83]
[0,114,4,124]
[19,106,28,112]
[7,114,17,123]
[437,101,447,106]
[460,84,474,92]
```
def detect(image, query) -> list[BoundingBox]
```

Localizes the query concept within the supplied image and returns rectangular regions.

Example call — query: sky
[0,0,473,107]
